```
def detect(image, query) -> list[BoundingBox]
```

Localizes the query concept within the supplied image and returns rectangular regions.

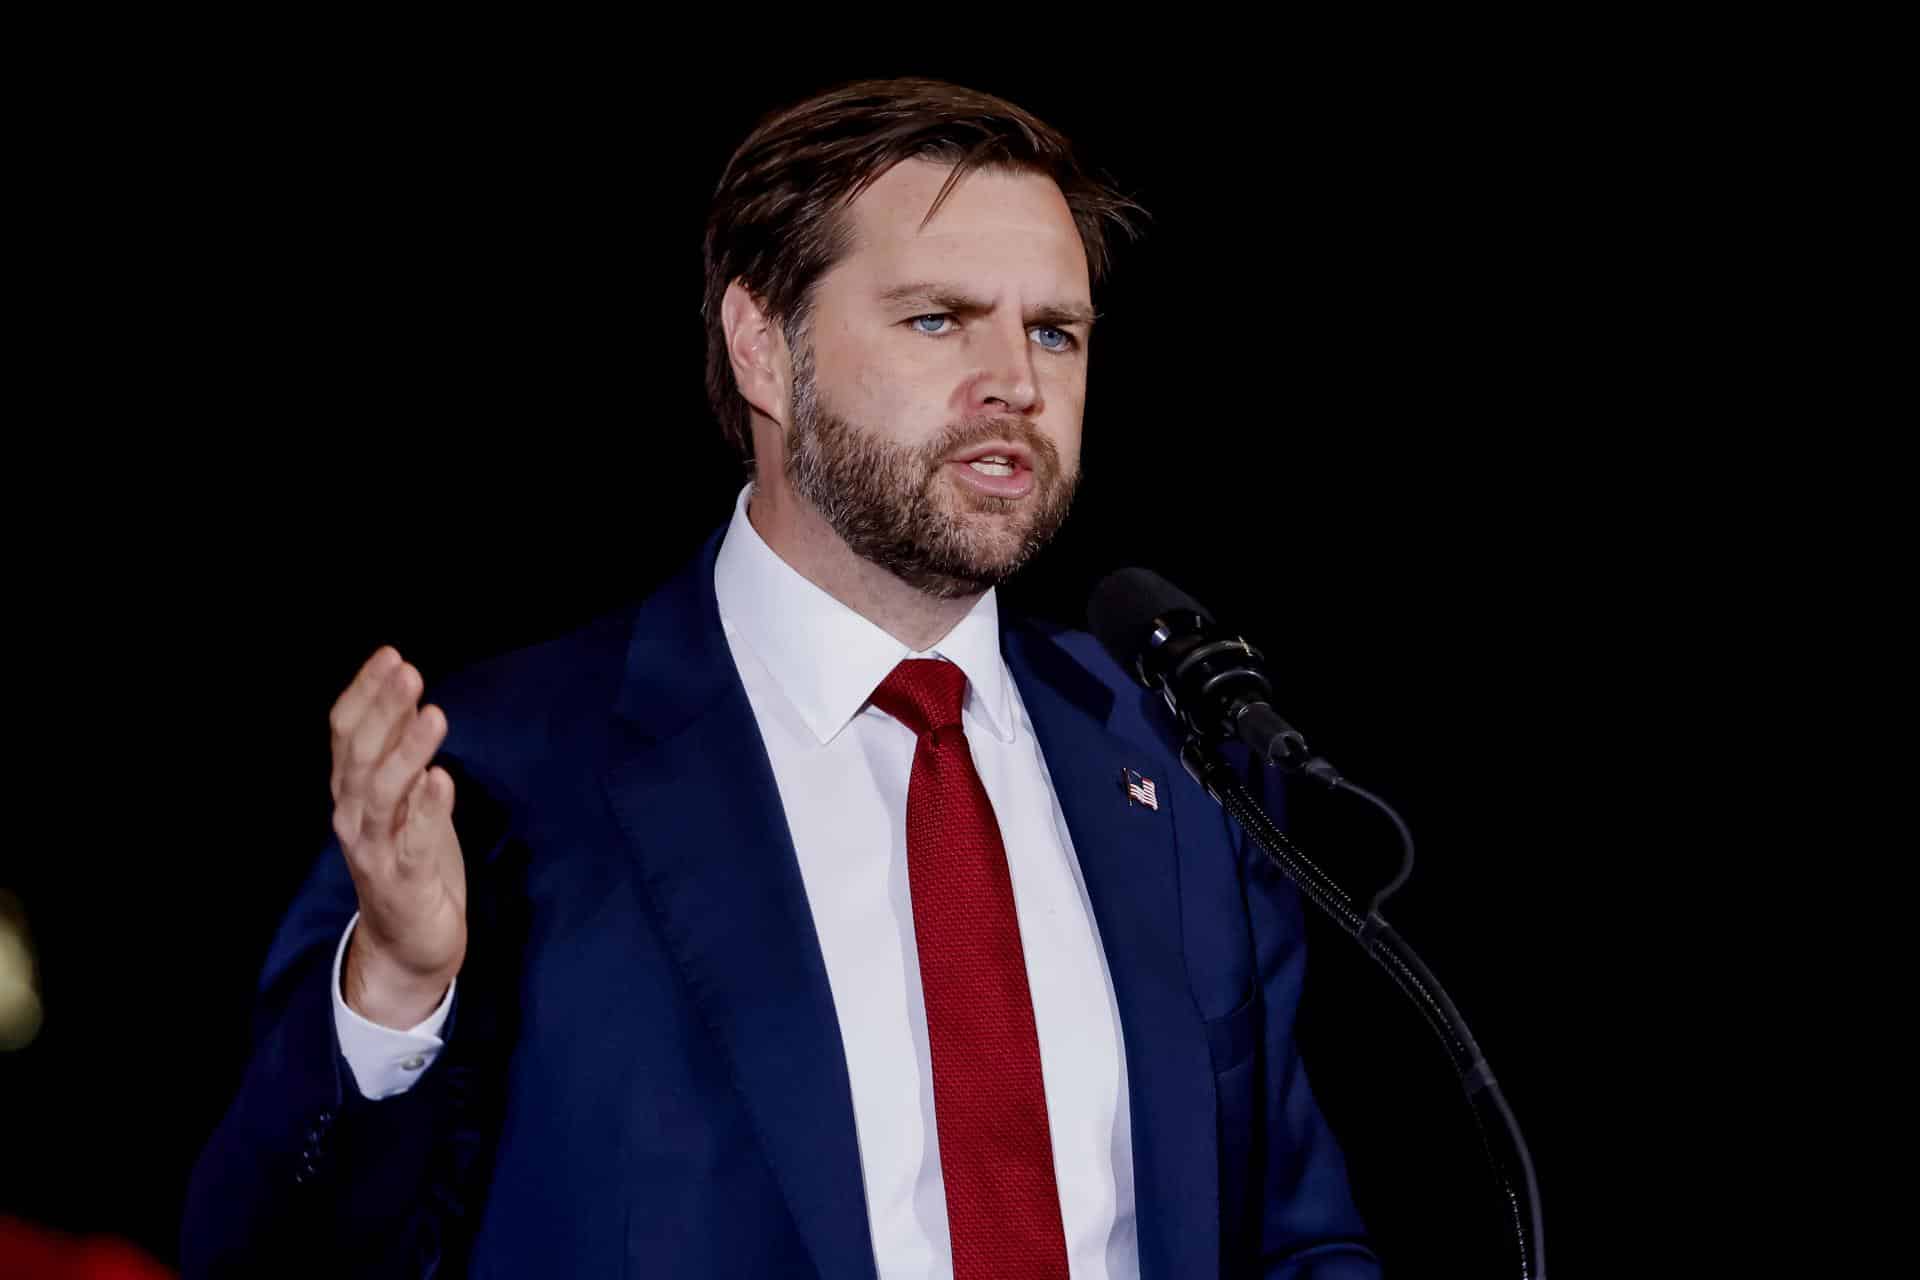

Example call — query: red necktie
[869,658,1070,1280]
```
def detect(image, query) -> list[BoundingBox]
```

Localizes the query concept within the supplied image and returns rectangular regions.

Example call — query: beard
[783,347,1080,600]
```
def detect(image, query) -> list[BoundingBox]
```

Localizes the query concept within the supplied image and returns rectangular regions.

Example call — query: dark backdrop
[4,45,1720,1275]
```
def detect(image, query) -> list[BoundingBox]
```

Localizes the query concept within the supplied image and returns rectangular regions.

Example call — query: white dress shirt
[334,484,1139,1278]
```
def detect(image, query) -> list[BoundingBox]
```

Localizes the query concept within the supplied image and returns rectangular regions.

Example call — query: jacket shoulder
[1003,613,1188,758]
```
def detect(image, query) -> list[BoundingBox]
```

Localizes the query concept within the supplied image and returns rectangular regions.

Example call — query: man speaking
[183,77,1381,1278]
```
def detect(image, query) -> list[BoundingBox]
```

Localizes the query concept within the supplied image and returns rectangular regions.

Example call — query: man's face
[782,159,1093,599]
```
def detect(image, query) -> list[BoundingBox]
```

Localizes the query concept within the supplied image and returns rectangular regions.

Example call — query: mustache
[915,417,1061,471]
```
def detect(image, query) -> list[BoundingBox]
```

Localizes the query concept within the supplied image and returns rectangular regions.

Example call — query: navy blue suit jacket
[182,529,1380,1278]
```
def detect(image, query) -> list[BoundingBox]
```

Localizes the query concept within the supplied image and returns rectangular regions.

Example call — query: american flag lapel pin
[1122,767,1159,811]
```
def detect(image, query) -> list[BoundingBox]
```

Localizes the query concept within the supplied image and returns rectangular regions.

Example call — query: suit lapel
[1005,622,1221,1280]
[590,532,1219,1279]
[600,533,877,1280]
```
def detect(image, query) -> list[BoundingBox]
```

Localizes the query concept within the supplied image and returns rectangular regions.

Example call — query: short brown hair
[701,77,1144,464]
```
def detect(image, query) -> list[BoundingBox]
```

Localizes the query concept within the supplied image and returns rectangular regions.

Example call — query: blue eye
[910,314,953,335]
[1032,326,1074,352]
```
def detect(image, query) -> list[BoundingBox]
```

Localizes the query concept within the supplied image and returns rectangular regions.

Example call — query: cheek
[1049,363,1087,413]
[1053,424,1085,478]
[1045,369,1087,468]
[836,346,950,438]
[850,358,907,414]
[814,326,898,408]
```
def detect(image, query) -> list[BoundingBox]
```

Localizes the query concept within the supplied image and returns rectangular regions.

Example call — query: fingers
[361,705,449,841]
[327,644,458,864]
[333,659,421,802]
[422,765,455,818]
[396,766,457,872]
[329,647,402,752]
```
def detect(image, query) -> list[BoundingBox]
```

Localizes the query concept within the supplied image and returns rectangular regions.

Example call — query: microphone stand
[1178,739,1546,1280]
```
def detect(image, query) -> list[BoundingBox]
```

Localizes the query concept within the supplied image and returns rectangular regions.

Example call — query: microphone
[1087,568,1341,787]
[1091,570,1548,1279]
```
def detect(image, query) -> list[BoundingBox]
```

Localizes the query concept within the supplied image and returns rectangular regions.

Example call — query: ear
[720,279,790,430]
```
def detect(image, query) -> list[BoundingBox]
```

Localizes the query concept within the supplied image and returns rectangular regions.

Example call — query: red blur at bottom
[0,1218,174,1280]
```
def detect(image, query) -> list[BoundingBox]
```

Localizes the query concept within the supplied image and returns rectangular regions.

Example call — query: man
[183,78,1381,1278]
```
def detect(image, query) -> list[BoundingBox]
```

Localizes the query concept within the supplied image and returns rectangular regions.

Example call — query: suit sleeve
[180,755,520,1279]
[1235,762,1384,1279]
[177,838,459,1278]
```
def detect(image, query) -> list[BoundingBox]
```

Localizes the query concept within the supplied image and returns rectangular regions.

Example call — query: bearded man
[183,78,1380,1280]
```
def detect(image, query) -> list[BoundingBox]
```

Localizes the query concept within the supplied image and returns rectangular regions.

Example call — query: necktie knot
[871,658,968,738]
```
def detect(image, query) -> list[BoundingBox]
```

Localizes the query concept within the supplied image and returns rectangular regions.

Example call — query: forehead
[829,158,1090,298]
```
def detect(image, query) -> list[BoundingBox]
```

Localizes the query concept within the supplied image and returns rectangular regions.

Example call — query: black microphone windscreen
[1086,568,1215,664]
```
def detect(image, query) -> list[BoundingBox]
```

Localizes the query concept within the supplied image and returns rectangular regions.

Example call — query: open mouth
[965,454,1018,477]
[946,444,1037,498]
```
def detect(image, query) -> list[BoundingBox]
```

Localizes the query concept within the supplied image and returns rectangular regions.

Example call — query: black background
[1,38,1764,1276]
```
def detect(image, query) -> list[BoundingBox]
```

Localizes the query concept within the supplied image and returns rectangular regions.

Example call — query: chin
[942,528,1042,584]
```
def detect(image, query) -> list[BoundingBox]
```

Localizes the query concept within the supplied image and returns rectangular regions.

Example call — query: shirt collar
[712,484,1014,746]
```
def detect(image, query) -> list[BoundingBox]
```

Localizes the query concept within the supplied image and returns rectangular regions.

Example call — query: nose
[967,318,1042,418]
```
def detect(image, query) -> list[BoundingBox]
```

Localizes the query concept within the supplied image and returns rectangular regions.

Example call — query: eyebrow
[879,282,1098,330]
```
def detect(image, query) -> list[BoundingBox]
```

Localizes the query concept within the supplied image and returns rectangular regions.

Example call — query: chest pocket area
[1180,809,1258,1032]
[1204,987,1260,1075]
[1207,987,1264,1258]
[1185,817,1263,1254]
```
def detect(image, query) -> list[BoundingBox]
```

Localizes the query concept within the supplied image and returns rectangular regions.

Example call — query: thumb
[397,766,456,863]
[416,765,457,832]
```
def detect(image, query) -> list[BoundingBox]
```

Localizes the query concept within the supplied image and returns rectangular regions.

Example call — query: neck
[746,480,981,653]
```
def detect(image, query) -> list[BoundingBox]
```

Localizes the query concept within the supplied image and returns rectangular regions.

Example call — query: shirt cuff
[331,912,455,1100]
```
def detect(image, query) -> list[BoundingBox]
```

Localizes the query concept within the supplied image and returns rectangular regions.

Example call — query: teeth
[969,460,1015,476]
